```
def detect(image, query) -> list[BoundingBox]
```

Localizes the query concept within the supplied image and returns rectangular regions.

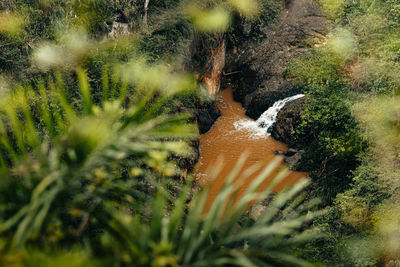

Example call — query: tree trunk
[144,0,150,25]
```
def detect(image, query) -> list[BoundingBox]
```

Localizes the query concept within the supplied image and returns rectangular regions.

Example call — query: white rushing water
[233,94,305,139]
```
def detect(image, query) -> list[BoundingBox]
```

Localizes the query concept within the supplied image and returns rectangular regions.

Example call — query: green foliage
[0,64,196,249]
[299,1,400,265]
[335,156,390,229]
[303,158,388,265]
[0,1,68,79]
[97,157,325,266]
[0,65,325,263]
[317,0,400,94]
[301,206,357,266]
[0,247,98,267]
[140,18,193,62]
[1,156,325,266]
[112,0,136,22]
[71,0,114,36]
[284,50,342,86]
[284,26,365,202]
[0,1,329,266]
[291,83,365,202]
[285,27,357,87]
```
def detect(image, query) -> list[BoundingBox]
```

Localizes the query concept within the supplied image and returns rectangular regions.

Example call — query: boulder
[196,101,221,134]
[274,148,304,168]
[109,22,130,38]
[271,98,307,144]
[284,149,305,168]
[285,148,298,157]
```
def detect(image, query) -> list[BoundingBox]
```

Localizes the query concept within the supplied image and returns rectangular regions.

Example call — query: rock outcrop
[284,149,304,168]
[196,0,329,137]
[229,0,330,119]
[274,148,304,168]
[109,22,131,38]
[202,39,226,96]
[271,98,307,144]
[196,101,221,134]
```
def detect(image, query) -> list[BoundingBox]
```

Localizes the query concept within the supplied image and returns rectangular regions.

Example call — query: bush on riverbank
[285,0,400,265]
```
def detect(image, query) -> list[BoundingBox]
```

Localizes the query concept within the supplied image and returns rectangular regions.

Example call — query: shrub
[291,83,366,202]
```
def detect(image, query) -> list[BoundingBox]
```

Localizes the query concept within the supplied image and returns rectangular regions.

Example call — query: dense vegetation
[2,0,400,266]
[284,0,400,265]
[0,0,326,266]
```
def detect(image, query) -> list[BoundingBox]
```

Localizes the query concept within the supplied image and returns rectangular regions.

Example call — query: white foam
[233,94,305,139]
[233,119,268,139]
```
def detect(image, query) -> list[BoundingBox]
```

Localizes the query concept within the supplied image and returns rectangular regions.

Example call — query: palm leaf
[0,61,197,248]
[102,156,325,267]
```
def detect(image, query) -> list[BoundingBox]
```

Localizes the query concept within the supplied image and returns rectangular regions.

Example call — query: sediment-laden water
[196,88,306,210]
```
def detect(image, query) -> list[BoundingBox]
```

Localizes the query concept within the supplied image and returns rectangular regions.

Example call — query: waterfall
[256,94,305,131]
[233,94,305,139]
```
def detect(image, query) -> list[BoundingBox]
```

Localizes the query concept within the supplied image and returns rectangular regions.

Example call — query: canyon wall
[227,0,330,135]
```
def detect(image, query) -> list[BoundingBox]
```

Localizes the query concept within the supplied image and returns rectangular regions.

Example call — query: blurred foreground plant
[1,156,325,267]
[0,61,196,249]
[96,156,325,266]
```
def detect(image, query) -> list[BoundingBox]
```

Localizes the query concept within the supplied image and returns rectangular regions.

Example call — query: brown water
[195,88,307,210]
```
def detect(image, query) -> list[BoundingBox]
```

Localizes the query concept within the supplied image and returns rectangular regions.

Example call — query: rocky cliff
[196,0,329,138]
[228,0,330,120]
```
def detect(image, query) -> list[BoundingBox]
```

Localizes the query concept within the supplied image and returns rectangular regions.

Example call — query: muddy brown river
[195,88,307,210]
